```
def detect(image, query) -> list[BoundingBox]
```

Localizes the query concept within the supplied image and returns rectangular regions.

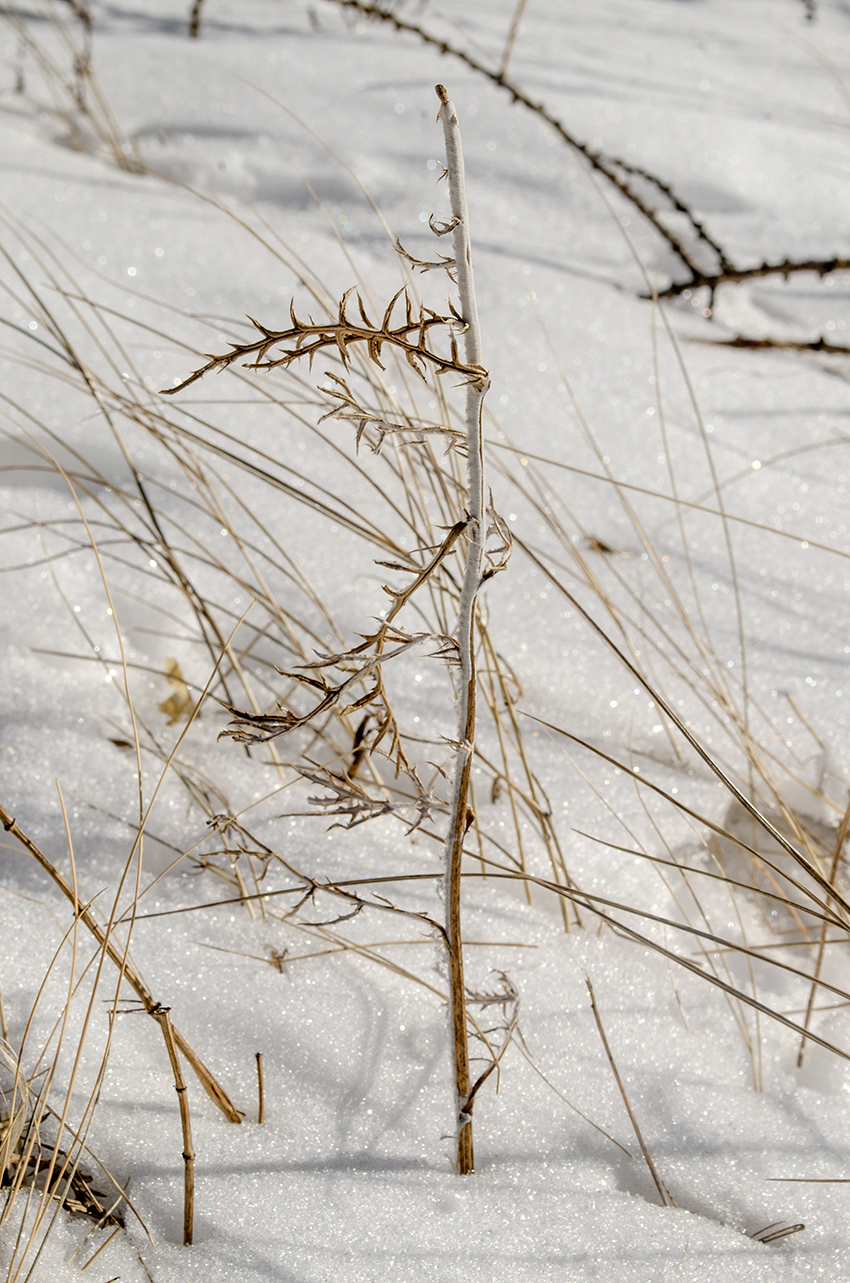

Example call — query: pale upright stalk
[436,84,490,1176]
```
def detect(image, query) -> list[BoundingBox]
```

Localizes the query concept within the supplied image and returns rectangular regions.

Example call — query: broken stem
[152,1006,195,1246]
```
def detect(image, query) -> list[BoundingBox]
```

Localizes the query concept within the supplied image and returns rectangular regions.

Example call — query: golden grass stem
[585,976,675,1208]
[79,1224,122,1271]
[152,1007,195,1247]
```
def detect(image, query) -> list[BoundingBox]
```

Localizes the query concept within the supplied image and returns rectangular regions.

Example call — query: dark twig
[319,0,723,280]
[323,1,850,306]
[189,0,205,38]
[656,256,850,302]
[693,333,850,357]
[255,1052,265,1125]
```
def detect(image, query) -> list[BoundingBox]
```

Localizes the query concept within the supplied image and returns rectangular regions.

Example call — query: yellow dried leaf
[159,657,193,725]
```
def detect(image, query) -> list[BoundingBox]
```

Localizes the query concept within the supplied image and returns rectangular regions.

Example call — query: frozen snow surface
[2,0,850,1279]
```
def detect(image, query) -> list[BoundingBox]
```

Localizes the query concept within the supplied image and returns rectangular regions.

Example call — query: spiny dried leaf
[163,286,485,394]
[395,237,456,278]
[429,212,460,237]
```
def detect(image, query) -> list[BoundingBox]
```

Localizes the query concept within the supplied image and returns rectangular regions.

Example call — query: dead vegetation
[0,0,848,1271]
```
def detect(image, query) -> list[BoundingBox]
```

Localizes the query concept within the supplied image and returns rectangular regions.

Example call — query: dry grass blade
[796,794,850,1067]
[585,976,675,1208]
[515,541,850,918]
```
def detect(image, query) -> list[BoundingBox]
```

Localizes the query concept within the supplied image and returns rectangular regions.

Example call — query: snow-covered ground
[2,1,850,1279]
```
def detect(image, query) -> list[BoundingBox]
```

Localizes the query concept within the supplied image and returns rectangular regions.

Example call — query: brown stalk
[585,976,675,1207]
[189,0,205,38]
[0,802,242,1124]
[151,1006,195,1246]
[255,1052,265,1125]
[435,82,494,1176]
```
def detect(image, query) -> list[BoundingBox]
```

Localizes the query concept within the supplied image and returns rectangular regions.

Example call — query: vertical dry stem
[256,1051,265,1124]
[152,1006,195,1246]
[189,0,205,38]
[436,83,490,1175]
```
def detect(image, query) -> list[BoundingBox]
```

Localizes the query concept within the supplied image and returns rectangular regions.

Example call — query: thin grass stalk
[436,83,489,1176]
[499,0,529,77]
[152,1007,194,1246]
[585,977,675,1207]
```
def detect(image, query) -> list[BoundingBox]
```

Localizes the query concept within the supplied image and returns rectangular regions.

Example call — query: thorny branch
[656,255,850,305]
[694,333,850,357]
[319,0,725,281]
[162,289,485,395]
[321,0,850,309]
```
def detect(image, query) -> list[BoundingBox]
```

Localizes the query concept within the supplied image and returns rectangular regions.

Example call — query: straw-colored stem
[797,794,850,1067]
[585,976,675,1208]
[152,1006,195,1246]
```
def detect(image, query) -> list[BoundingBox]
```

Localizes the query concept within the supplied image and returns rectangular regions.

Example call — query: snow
[1,0,850,1279]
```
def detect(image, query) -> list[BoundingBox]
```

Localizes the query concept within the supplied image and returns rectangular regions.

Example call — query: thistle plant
[164,83,506,1175]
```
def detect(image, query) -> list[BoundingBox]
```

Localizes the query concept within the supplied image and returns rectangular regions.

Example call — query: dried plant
[163,288,483,394]
[164,80,508,1175]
